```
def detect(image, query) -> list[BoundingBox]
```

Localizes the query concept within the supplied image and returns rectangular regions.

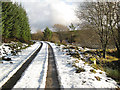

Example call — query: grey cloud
[12,0,79,33]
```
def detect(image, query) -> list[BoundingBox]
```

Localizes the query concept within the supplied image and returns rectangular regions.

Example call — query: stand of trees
[76,1,120,58]
[31,30,43,41]
[1,1,31,42]
[0,2,2,44]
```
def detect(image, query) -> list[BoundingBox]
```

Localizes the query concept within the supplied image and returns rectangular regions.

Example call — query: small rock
[82,81,86,83]
[107,78,111,81]
[2,56,11,61]
[10,62,13,64]
[105,80,108,82]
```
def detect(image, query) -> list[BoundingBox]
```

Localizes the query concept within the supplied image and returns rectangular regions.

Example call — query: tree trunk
[117,49,120,58]
[116,45,120,58]
[71,34,72,44]
[103,48,106,58]
[114,40,120,58]
[60,39,62,43]
[102,44,106,58]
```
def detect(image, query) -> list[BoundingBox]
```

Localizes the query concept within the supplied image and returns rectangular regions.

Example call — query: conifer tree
[44,27,52,41]
[2,2,13,38]
[2,1,31,42]
[0,1,2,44]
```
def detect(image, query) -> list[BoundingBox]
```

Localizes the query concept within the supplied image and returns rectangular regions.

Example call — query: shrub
[104,67,120,81]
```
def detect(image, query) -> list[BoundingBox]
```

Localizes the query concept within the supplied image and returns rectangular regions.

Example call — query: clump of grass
[95,76,101,81]
[81,58,86,62]
[84,62,89,65]
[90,57,96,62]
[62,43,67,46]
[82,51,88,56]
[70,52,80,59]
[57,42,61,46]
[75,60,79,63]
[75,46,79,50]
[79,49,85,53]
[82,46,86,49]
[85,50,96,54]
[72,61,86,73]
[63,46,69,49]
[99,72,103,74]
[91,65,99,70]
[75,67,85,73]
[91,64,104,71]
[99,55,119,63]
[69,46,76,49]
[90,69,96,73]
[72,63,78,68]
[106,48,117,53]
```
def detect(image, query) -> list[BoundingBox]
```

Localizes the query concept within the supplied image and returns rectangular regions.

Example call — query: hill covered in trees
[1,1,31,43]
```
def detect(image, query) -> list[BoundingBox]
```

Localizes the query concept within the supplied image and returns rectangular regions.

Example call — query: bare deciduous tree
[108,2,120,58]
[76,1,120,58]
[53,24,69,43]
[31,30,44,40]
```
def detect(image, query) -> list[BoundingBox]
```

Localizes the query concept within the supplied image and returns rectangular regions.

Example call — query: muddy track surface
[45,43,60,90]
[1,42,43,90]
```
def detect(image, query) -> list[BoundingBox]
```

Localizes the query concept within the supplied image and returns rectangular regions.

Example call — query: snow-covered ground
[0,42,40,88]
[0,41,119,89]
[0,42,29,58]
[14,41,48,88]
[49,42,119,89]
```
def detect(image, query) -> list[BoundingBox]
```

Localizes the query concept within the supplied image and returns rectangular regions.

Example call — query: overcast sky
[12,0,80,33]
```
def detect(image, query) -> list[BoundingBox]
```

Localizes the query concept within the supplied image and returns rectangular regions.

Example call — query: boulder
[2,56,11,61]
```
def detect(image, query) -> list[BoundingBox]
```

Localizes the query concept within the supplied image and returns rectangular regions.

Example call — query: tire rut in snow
[1,42,43,90]
[45,43,60,89]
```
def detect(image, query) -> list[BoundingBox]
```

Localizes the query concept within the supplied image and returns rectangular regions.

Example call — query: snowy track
[1,42,42,89]
[14,42,48,88]
[45,43,60,89]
